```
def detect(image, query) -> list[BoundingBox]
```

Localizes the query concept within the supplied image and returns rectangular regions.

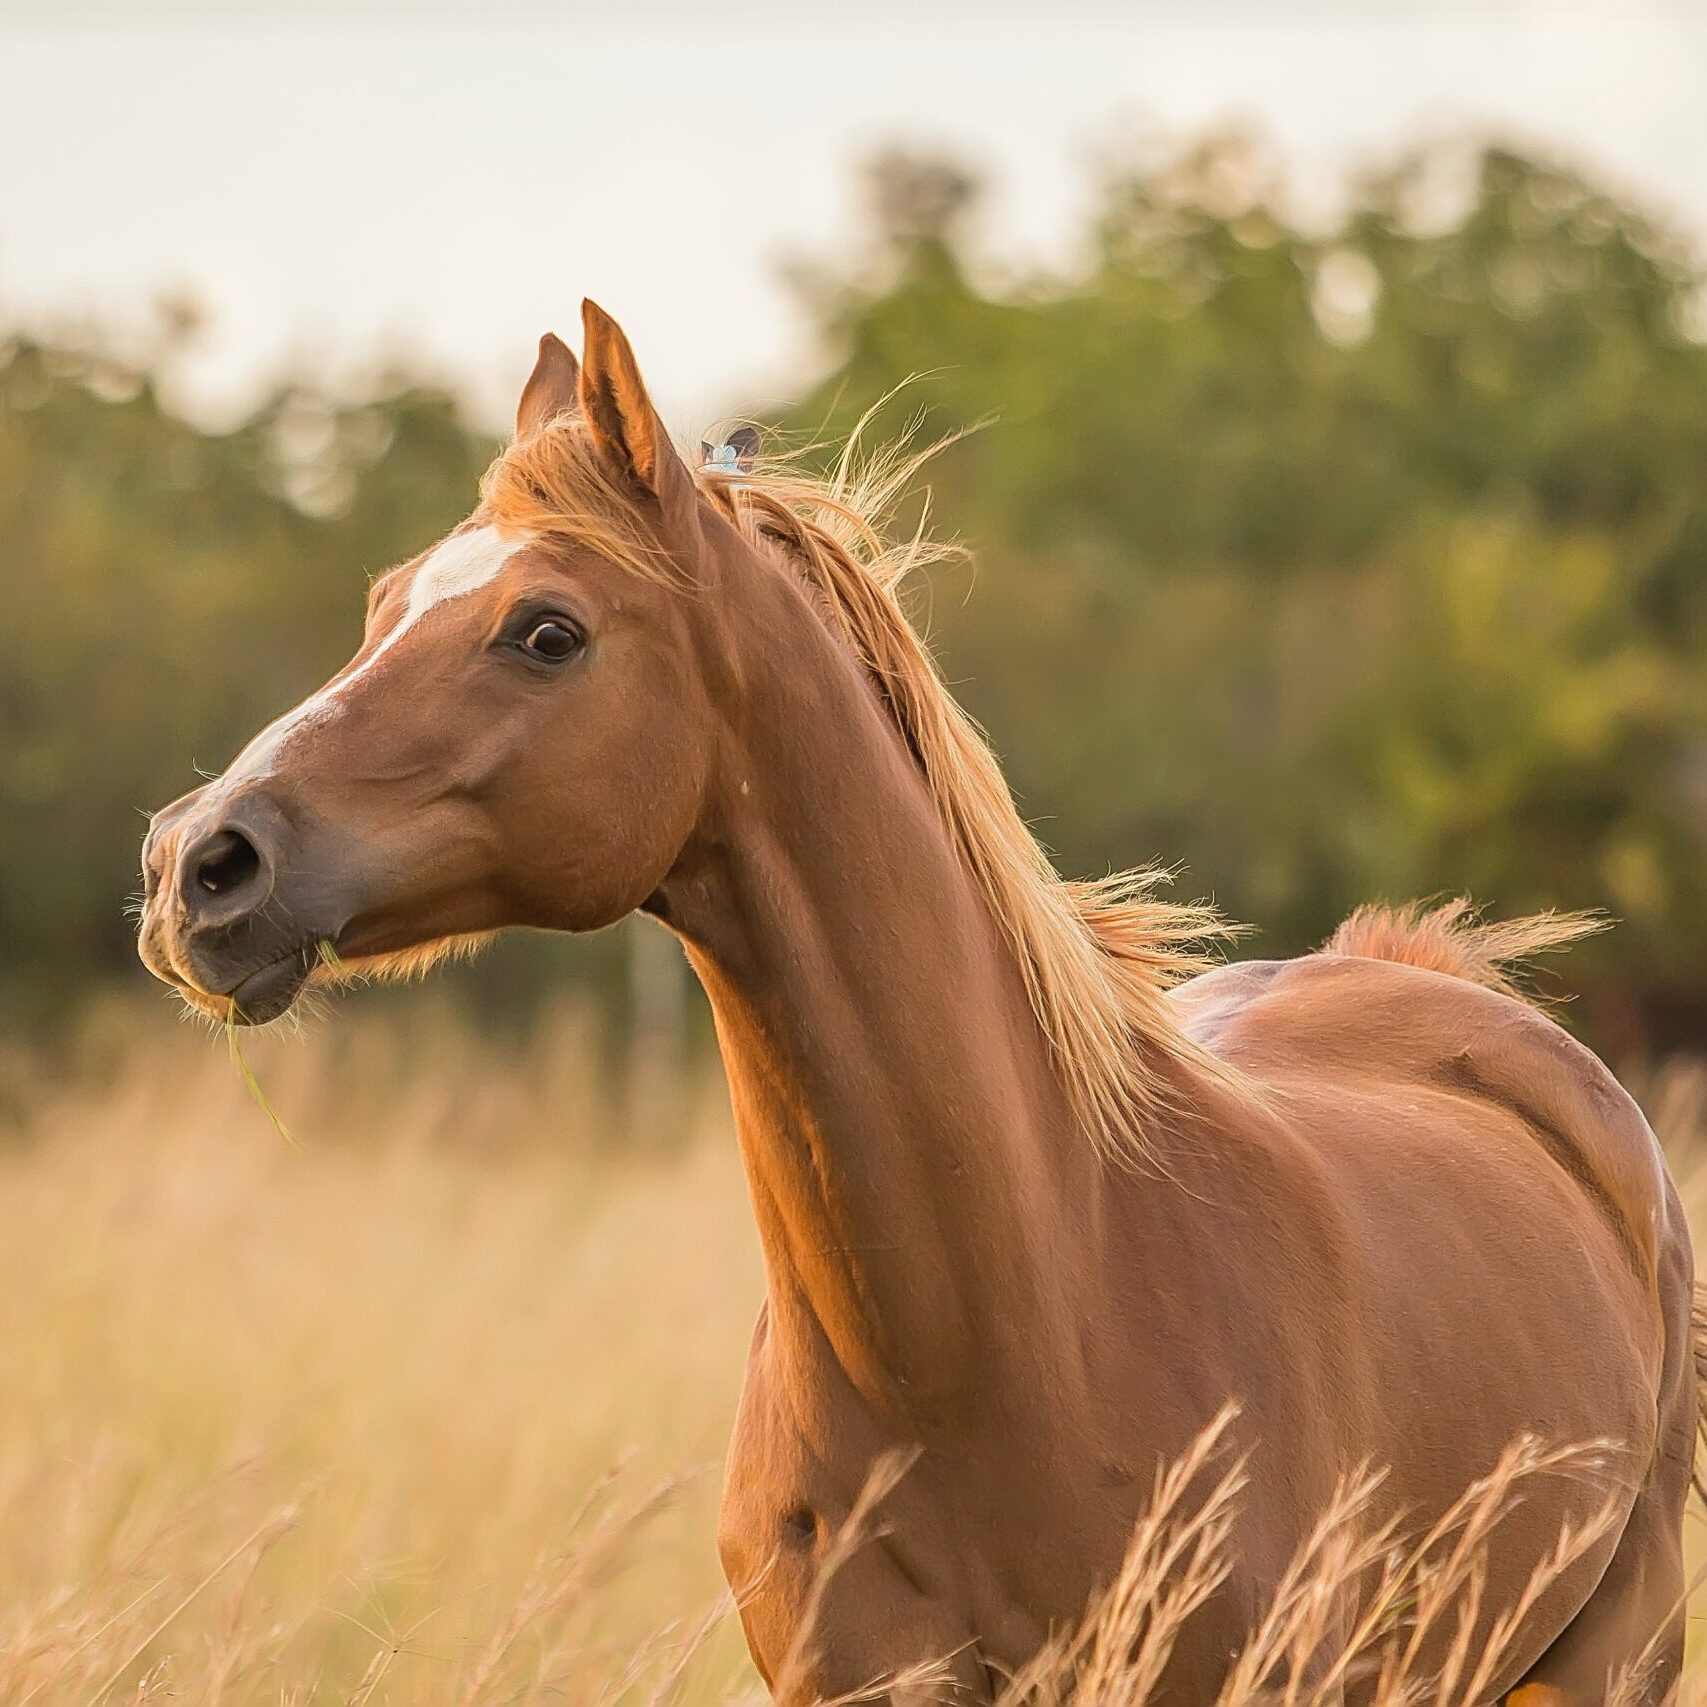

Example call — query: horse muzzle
[138,786,351,1024]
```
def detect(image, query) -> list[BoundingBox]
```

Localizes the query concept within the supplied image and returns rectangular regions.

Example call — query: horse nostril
[191,828,262,900]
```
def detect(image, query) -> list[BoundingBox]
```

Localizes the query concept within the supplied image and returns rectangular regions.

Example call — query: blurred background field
[6,0,1707,1698]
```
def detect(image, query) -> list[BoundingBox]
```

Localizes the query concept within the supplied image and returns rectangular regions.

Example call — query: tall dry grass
[0,995,762,1703]
[1,996,1705,1703]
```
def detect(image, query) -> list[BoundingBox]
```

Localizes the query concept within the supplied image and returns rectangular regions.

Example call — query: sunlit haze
[3,0,1703,433]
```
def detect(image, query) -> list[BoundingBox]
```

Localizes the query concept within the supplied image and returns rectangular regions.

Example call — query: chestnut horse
[138,303,1698,1704]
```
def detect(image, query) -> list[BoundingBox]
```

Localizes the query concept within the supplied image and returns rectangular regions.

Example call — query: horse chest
[716,1311,1217,1698]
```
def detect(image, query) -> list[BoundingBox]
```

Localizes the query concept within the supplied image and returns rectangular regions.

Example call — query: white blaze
[226,524,526,781]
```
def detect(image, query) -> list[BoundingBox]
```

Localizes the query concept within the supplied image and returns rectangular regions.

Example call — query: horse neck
[657,568,1106,1414]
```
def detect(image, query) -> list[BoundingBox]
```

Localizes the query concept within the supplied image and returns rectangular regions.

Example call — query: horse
[137,302,1700,1705]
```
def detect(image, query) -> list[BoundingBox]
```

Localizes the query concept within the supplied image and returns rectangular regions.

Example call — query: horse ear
[515,332,580,440]
[578,300,694,511]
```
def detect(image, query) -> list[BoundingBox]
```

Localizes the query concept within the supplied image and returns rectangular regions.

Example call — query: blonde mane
[483,412,1245,1163]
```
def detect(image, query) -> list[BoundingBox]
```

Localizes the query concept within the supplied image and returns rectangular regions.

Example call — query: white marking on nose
[226,524,527,781]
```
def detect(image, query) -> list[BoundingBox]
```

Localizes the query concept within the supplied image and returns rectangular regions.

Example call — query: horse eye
[521,619,582,661]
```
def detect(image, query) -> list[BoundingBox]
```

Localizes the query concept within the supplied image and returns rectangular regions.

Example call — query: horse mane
[483,410,1247,1165]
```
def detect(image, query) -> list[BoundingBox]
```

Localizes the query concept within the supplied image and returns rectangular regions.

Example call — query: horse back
[1173,952,1678,1296]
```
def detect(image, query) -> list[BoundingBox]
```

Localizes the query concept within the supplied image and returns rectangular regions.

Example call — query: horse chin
[165,947,315,1027]
[142,931,315,1027]
[167,929,497,1025]
[225,949,316,1026]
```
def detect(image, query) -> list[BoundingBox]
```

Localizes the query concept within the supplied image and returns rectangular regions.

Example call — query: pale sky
[2,1,1704,436]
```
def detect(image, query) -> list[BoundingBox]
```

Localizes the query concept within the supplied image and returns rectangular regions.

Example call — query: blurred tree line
[3,134,1705,1052]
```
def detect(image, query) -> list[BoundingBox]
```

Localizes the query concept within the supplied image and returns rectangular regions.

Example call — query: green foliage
[0,326,492,1018]
[4,134,1705,1045]
[781,140,1707,1044]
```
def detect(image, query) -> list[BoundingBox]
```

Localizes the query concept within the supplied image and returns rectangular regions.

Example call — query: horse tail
[1321,898,1606,1008]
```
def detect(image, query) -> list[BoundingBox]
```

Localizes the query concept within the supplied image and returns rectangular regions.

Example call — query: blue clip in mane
[700,425,762,478]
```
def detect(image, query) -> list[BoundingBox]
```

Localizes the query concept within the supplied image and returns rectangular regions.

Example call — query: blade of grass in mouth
[225,1002,303,1153]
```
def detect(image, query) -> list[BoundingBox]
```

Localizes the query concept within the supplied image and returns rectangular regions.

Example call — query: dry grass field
[0,995,763,1704]
[2,993,1706,1704]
